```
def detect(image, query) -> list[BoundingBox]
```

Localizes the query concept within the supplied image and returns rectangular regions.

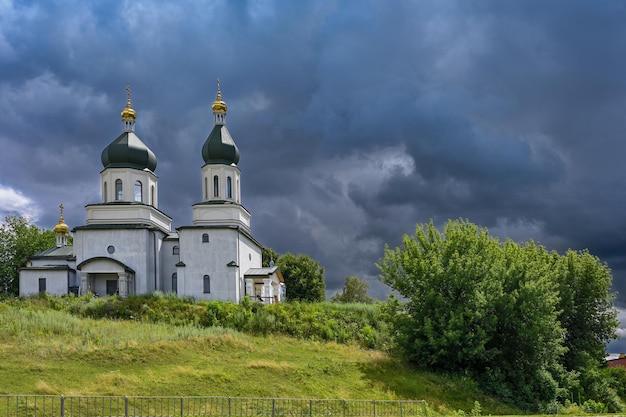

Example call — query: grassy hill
[0,297,519,415]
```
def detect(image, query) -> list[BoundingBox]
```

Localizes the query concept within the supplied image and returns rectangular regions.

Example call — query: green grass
[0,300,519,415]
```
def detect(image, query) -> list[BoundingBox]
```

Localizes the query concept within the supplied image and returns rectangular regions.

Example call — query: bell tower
[85,86,171,232]
[192,80,250,231]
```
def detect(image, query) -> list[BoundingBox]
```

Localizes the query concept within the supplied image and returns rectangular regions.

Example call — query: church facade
[19,85,284,303]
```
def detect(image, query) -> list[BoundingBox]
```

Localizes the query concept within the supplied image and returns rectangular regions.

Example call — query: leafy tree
[482,241,565,405]
[556,250,618,371]
[262,247,280,267]
[0,216,57,295]
[377,219,618,409]
[554,250,618,403]
[277,252,326,302]
[331,276,373,304]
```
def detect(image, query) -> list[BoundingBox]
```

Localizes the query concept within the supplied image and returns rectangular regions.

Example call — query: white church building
[19,84,285,303]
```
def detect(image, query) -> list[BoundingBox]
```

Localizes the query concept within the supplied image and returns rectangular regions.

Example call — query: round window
[107,245,115,254]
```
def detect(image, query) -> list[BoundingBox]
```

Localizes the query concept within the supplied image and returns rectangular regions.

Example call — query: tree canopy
[378,219,618,410]
[277,252,326,302]
[331,276,373,304]
[262,247,280,267]
[0,216,57,295]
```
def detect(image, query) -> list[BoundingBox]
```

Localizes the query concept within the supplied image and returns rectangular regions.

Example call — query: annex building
[19,84,285,303]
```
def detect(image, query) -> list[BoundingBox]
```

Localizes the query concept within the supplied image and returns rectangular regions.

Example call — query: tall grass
[5,294,392,349]
[1,306,241,350]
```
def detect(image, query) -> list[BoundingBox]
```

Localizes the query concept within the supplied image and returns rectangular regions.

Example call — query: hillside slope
[0,301,518,415]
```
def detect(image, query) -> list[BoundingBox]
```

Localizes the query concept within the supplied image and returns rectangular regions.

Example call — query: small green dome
[202,125,240,165]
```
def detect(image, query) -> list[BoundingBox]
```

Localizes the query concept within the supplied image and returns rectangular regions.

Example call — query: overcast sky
[2,0,626,350]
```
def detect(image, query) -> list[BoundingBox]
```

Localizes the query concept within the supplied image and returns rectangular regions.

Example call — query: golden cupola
[211,79,228,114]
[54,204,70,247]
[120,85,137,132]
[54,204,70,235]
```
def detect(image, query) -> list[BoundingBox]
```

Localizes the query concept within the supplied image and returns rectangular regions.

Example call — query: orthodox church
[19,84,284,303]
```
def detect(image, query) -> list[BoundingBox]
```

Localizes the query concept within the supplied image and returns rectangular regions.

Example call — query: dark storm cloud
[2,0,626,348]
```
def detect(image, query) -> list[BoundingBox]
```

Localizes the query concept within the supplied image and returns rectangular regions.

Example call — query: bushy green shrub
[470,400,481,416]
[582,399,606,413]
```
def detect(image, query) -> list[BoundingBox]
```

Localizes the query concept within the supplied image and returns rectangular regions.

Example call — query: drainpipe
[237,228,241,300]
[152,230,158,292]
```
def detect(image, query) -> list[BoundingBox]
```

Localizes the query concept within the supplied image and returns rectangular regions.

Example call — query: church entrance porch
[243,267,284,304]
[77,257,136,297]
[81,272,134,297]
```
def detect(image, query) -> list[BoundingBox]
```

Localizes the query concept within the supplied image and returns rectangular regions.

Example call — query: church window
[202,233,209,243]
[151,185,155,206]
[203,275,211,293]
[204,177,208,200]
[103,182,108,203]
[213,175,219,197]
[38,278,46,294]
[172,273,177,294]
[135,181,142,202]
[227,177,232,198]
[172,245,180,255]
[115,179,123,200]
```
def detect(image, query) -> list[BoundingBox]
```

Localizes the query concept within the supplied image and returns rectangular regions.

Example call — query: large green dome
[101,131,157,171]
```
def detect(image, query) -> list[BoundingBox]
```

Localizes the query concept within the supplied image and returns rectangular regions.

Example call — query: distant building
[607,353,626,368]
[19,84,284,303]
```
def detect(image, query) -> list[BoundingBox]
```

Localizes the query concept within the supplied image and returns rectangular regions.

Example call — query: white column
[263,278,273,303]
[80,273,88,295]
[245,279,254,299]
[176,266,185,296]
[118,273,128,297]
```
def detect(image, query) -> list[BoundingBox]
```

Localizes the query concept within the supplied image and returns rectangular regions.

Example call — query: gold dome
[211,79,228,113]
[54,222,70,235]
[54,204,70,235]
[120,85,136,121]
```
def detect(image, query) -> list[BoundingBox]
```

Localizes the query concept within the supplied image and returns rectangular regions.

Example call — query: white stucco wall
[201,164,241,203]
[160,237,180,293]
[85,204,172,232]
[101,167,159,206]
[177,227,242,301]
[191,203,251,230]
[74,227,164,294]
[238,234,262,299]
[19,269,73,296]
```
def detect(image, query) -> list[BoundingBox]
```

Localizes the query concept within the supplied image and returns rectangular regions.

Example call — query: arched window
[103,182,108,203]
[115,179,123,200]
[203,275,211,293]
[204,177,208,200]
[213,175,219,197]
[202,233,209,243]
[227,177,232,198]
[151,185,155,206]
[172,273,178,294]
[134,180,142,202]
[172,245,180,255]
